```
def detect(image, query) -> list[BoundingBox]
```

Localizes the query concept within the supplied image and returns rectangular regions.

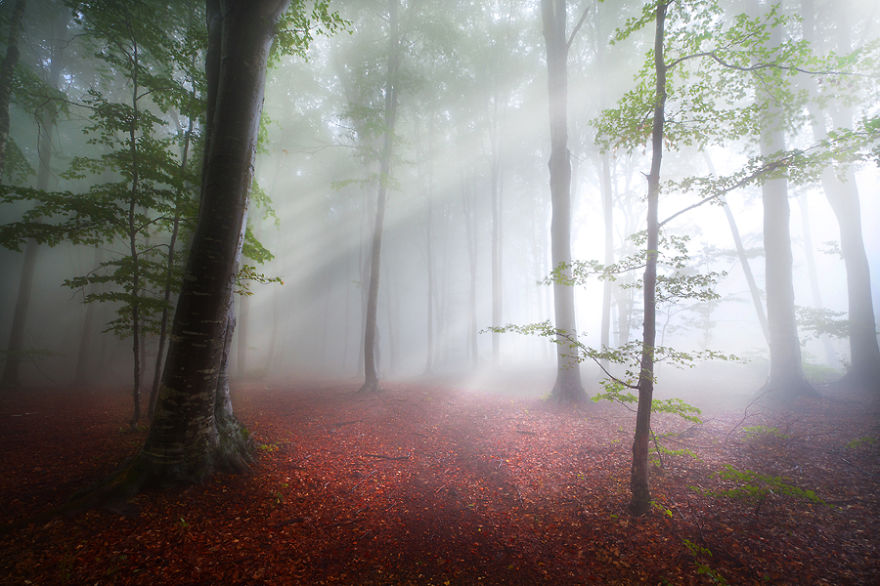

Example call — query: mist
[3,0,877,405]
[1,0,879,582]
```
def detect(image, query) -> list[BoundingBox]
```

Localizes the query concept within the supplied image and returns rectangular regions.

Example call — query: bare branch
[566,5,591,50]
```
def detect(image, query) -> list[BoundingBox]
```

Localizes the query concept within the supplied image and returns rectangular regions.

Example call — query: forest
[0,0,878,584]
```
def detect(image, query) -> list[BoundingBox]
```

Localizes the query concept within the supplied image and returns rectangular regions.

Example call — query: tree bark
[360,0,400,393]
[0,0,26,178]
[542,0,586,404]
[630,1,668,516]
[109,0,288,491]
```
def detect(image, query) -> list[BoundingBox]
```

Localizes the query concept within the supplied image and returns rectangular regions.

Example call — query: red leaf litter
[1,380,878,584]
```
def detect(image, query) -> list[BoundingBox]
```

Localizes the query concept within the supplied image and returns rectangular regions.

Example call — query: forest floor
[0,378,878,585]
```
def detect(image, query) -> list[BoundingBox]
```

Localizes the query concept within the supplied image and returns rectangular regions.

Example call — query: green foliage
[683,539,729,585]
[742,425,789,440]
[271,1,350,65]
[549,232,727,306]
[596,0,879,232]
[702,465,825,505]
[795,306,848,340]
[844,436,876,450]
[489,320,736,415]
[596,0,865,155]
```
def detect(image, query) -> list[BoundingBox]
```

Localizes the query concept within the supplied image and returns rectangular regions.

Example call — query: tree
[625,0,667,516]
[359,0,401,394]
[1,0,67,391]
[593,0,848,514]
[91,0,341,496]
[541,0,588,405]
[0,0,26,178]
[57,0,205,423]
[802,0,880,391]
[752,2,812,399]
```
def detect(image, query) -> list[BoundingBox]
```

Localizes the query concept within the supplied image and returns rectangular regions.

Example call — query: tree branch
[566,5,591,50]
[658,156,791,228]
[666,49,870,77]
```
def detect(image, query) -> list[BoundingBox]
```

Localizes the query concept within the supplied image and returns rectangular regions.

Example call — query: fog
[1,0,878,408]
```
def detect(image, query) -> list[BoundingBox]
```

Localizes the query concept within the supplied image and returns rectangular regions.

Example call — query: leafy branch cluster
[545,232,726,305]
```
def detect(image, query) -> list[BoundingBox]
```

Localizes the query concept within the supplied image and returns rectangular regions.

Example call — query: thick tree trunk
[110,0,288,490]
[542,0,586,404]
[630,1,667,517]
[360,0,400,393]
[821,163,880,387]
[750,1,812,400]
[759,130,812,398]
[0,0,26,177]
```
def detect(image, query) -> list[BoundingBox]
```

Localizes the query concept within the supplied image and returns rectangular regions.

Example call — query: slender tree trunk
[360,0,400,393]
[125,23,144,425]
[489,94,503,364]
[462,173,479,367]
[106,0,288,492]
[148,112,193,417]
[630,1,668,516]
[0,0,26,177]
[424,116,435,374]
[2,239,37,390]
[599,152,613,358]
[703,153,769,343]
[0,0,36,391]
[149,212,181,416]
[542,0,586,404]
[74,247,102,385]
[797,197,837,366]
[237,282,249,376]
[723,201,770,342]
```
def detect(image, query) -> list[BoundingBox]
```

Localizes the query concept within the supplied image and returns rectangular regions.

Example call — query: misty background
[1,0,877,404]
